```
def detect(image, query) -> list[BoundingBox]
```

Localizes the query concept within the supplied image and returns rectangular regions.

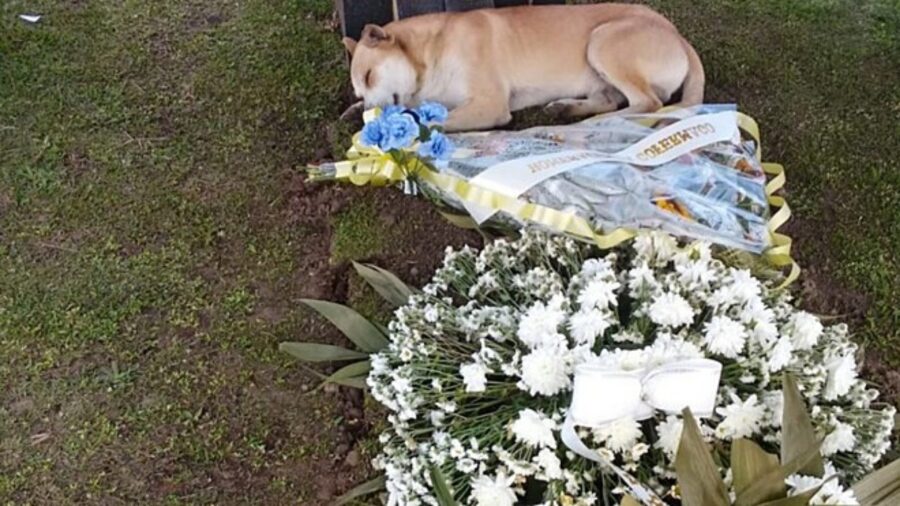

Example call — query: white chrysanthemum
[535,448,563,479]
[715,393,766,440]
[628,262,658,292]
[471,472,518,506]
[654,415,684,459]
[728,269,761,302]
[578,278,620,310]
[633,232,678,264]
[593,417,641,454]
[460,362,488,393]
[569,309,611,345]
[510,409,557,449]
[822,421,856,456]
[517,296,566,349]
[520,347,571,396]
[787,464,860,505]
[767,336,794,372]
[648,292,695,327]
[703,316,747,358]
[787,311,823,350]
[824,353,857,401]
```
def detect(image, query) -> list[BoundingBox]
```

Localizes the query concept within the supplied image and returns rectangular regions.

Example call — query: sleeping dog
[341,3,704,132]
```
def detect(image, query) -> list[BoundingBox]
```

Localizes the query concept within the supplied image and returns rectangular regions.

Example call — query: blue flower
[418,131,454,161]
[380,105,405,118]
[416,102,449,124]
[379,113,419,151]
[360,119,385,148]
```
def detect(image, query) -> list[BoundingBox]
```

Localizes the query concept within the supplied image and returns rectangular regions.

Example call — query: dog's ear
[342,36,357,55]
[361,24,393,47]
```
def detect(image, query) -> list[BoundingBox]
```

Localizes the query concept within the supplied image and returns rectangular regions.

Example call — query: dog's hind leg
[585,19,689,115]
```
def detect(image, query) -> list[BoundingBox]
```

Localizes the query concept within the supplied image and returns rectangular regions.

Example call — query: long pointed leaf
[329,376,369,389]
[853,458,900,505]
[279,342,368,362]
[736,438,824,506]
[353,262,415,306]
[429,465,459,506]
[732,438,784,502]
[675,408,730,506]
[335,475,386,505]
[301,299,388,353]
[782,374,825,477]
[325,360,371,383]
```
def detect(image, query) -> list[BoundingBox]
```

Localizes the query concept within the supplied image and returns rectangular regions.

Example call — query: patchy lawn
[0,0,896,503]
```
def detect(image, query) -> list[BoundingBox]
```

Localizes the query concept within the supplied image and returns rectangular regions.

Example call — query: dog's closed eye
[364,69,372,88]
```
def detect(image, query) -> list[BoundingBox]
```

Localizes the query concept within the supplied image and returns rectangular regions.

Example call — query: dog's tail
[676,40,705,106]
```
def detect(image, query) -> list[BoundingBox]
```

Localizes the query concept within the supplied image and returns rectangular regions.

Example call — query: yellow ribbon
[328,108,799,286]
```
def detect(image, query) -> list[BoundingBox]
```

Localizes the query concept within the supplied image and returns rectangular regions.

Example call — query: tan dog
[342,4,704,132]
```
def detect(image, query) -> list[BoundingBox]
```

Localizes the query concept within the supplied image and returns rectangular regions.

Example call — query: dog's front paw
[543,101,571,118]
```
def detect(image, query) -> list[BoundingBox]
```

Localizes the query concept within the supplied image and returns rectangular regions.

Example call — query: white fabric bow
[561,358,723,505]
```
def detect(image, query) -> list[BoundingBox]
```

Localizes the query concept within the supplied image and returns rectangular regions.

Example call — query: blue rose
[418,131,454,161]
[360,118,385,148]
[379,113,419,151]
[380,105,405,118]
[416,102,449,124]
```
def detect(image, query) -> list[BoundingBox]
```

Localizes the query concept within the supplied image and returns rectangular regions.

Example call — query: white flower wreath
[367,230,894,506]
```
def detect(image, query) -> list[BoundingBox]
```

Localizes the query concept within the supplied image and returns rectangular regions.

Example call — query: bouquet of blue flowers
[358,102,455,165]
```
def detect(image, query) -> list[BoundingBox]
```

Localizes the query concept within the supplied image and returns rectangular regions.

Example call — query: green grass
[331,197,390,263]
[1,0,898,503]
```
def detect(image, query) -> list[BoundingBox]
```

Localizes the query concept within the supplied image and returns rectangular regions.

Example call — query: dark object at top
[335,0,565,40]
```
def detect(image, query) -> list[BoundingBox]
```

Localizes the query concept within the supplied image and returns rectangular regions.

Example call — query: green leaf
[732,438,785,502]
[353,262,415,306]
[278,342,368,362]
[329,376,369,389]
[301,299,388,353]
[782,374,825,477]
[675,408,730,506]
[325,360,371,387]
[429,465,459,506]
[736,438,824,506]
[853,458,900,505]
[335,475,386,505]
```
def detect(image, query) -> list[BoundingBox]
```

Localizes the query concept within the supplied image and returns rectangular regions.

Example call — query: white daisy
[535,448,563,479]
[648,292,695,327]
[822,421,856,456]
[824,353,857,401]
[471,472,518,506]
[578,278,620,310]
[520,347,571,396]
[460,362,488,393]
[593,417,641,454]
[715,393,766,440]
[655,415,684,459]
[787,311,823,350]
[569,309,611,345]
[703,315,747,358]
[517,296,566,349]
[767,336,794,372]
[510,408,557,449]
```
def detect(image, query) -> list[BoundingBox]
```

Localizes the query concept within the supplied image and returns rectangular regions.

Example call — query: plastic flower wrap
[314,105,795,276]
[365,230,894,506]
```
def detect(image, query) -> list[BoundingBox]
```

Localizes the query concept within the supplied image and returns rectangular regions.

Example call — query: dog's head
[343,25,418,109]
